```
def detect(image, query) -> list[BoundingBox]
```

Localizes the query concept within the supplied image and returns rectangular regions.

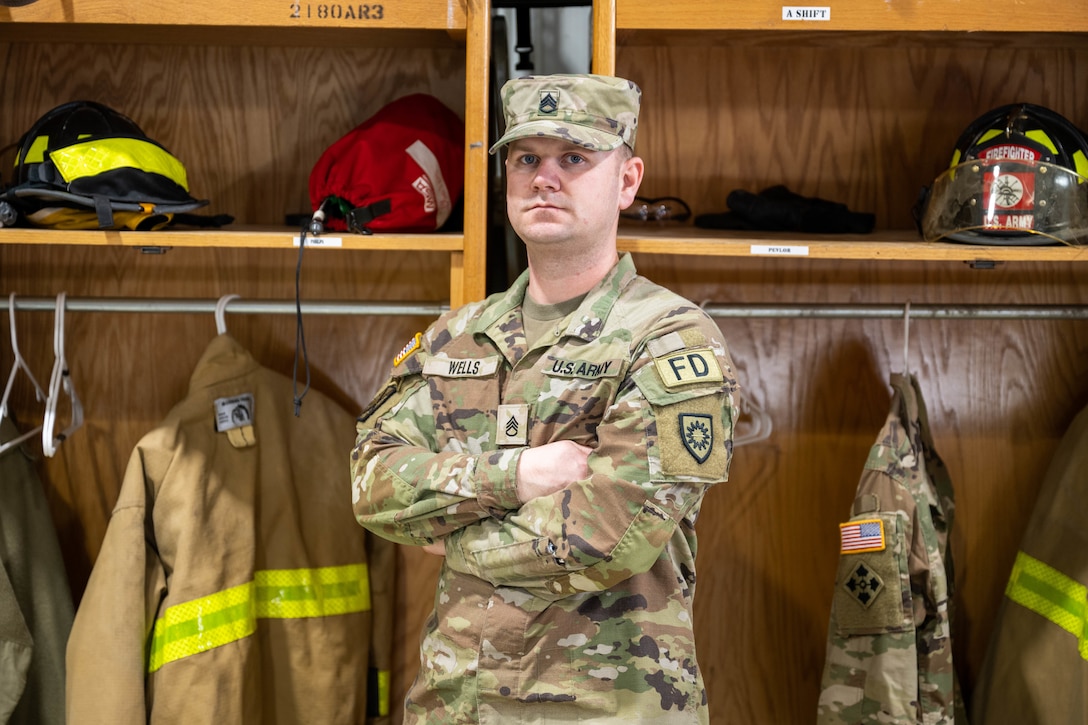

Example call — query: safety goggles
[621,195,692,222]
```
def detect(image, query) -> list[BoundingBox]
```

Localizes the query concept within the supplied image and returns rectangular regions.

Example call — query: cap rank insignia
[539,91,559,115]
[394,332,422,367]
[679,413,713,463]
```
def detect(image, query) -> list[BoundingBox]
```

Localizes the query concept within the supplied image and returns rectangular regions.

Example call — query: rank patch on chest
[496,403,529,446]
[654,348,723,389]
[842,560,884,608]
[679,413,714,463]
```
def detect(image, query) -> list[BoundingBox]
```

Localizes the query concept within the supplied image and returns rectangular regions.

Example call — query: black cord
[292,220,311,416]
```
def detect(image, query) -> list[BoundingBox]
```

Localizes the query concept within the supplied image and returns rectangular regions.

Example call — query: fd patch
[653,347,723,390]
[679,413,713,463]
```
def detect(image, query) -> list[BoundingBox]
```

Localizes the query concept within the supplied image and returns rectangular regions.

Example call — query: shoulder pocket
[357,365,426,426]
[832,512,912,635]
[633,362,734,480]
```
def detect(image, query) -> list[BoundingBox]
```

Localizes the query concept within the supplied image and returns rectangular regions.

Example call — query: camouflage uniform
[817,373,969,724]
[352,253,739,723]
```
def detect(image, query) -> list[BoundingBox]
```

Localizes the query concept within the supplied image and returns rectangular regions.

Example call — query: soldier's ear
[618,155,644,209]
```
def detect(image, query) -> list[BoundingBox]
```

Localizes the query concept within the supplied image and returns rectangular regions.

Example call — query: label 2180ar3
[290,4,385,20]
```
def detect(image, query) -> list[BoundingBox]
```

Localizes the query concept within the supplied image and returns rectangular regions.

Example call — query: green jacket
[353,254,740,724]
[0,418,73,725]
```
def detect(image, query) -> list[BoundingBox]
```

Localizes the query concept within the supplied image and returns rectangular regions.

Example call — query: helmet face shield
[918,102,1088,246]
[922,158,1088,246]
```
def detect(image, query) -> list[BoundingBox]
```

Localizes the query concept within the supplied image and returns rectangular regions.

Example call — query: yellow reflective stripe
[1073,149,1088,180]
[256,564,370,618]
[148,563,370,673]
[148,580,256,673]
[23,135,50,166]
[49,137,190,189]
[1006,550,1088,661]
[377,668,391,717]
[1024,129,1059,155]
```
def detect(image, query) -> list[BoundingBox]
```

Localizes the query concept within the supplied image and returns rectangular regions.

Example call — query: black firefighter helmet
[918,103,1088,246]
[0,100,209,230]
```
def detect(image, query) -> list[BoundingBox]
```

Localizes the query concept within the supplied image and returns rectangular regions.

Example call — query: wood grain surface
[1,25,1087,725]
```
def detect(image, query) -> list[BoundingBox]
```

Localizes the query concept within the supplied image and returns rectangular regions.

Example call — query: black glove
[695,185,875,234]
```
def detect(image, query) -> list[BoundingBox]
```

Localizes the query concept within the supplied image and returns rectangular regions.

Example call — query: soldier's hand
[421,541,446,556]
[516,440,592,502]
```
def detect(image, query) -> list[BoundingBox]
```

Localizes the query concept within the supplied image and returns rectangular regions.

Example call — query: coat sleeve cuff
[474,447,523,512]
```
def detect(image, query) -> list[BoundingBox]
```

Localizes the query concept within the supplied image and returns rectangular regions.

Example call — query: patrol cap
[489,73,641,154]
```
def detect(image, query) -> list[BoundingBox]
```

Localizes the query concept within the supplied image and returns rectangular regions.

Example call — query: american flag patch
[393,332,422,367]
[839,518,886,554]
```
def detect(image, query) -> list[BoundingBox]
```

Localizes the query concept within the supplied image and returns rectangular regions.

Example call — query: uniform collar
[478,252,638,346]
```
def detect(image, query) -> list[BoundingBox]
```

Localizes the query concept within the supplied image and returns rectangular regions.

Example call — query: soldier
[351,73,740,724]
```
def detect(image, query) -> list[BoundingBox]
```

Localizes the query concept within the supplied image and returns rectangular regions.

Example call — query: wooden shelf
[616,227,1088,262]
[0,1,465,31]
[0,226,465,251]
[0,0,491,306]
[613,0,1088,33]
[614,29,1088,51]
[0,24,466,48]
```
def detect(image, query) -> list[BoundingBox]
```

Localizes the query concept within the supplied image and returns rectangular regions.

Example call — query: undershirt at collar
[522,291,587,348]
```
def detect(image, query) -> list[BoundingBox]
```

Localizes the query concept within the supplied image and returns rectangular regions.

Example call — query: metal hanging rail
[0,297,448,317]
[700,303,1088,320]
[0,297,1086,320]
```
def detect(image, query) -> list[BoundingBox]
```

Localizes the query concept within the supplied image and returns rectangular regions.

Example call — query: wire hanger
[216,294,240,335]
[694,299,774,448]
[734,395,773,447]
[0,293,49,457]
[42,292,83,457]
[901,300,911,375]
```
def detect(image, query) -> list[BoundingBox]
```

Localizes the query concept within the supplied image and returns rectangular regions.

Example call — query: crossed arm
[419,439,591,555]
[351,366,729,599]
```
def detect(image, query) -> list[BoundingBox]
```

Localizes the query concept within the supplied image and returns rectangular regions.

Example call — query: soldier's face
[505,137,642,250]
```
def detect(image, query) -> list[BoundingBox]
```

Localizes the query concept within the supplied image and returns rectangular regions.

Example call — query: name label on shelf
[289,4,385,21]
[293,236,344,248]
[751,244,810,256]
[782,6,830,21]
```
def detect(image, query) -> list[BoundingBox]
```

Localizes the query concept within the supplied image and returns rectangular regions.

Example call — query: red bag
[308,94,465,233]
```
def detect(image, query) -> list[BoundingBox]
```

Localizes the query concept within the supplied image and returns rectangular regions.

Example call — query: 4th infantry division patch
[842,560,884,608]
